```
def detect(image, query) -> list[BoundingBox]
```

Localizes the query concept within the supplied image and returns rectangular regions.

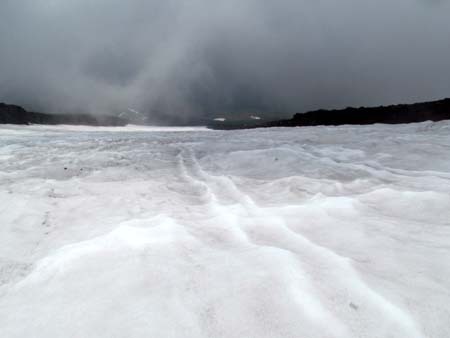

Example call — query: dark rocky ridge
[3,98,450,129]
[0,103,127,126]
[270,98,450,127]
[210,98,450,129]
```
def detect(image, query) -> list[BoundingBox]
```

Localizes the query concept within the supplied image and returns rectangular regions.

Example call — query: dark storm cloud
[1,0,450,123]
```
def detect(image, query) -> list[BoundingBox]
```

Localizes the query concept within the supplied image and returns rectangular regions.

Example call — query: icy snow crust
[0,122,450,338]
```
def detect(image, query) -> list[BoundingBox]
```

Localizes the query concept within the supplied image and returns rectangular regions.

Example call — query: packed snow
[0,122,450,338]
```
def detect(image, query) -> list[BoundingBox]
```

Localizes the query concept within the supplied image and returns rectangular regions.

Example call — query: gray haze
[1,0,450,124]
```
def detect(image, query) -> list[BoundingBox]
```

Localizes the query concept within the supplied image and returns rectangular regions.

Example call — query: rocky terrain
[209,98,450,129]
[0,103,127,126]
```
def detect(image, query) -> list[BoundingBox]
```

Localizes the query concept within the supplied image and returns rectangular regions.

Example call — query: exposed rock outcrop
[268,98,450,128]
[209,98,450,129]
[0,103,127,126]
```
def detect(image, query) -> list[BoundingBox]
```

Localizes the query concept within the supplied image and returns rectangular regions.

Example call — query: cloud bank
[1,0,450,123]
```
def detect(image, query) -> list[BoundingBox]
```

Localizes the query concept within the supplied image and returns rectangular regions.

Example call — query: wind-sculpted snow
[0,123,450,338]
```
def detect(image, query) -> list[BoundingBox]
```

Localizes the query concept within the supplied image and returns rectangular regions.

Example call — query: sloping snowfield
[1,122,450,338]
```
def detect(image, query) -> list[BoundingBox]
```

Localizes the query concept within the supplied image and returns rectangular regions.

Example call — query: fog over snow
[1,0,450,123]
[1,123,450,337]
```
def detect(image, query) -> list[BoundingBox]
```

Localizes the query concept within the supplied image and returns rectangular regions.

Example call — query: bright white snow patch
[127,108,141,115]
[0,122,450,337]
[213,118,226,122]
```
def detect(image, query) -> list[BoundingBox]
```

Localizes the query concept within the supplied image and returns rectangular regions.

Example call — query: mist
[1,0,450,124]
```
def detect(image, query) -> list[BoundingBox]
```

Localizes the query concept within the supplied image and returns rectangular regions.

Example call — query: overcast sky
[1,0,450,123]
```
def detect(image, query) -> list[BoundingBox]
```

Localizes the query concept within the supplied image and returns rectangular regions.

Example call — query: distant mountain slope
[268,98,450,128]
[0,103,127,126]
[209,98,450,129]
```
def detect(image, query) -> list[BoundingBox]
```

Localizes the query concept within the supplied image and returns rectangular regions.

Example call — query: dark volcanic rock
[208,98,450,129]
[268,98,450,128]
[0,103,30,124]
[0,103,127,126]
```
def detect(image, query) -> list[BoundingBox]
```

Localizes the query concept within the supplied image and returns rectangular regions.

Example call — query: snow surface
[0,122,450,338]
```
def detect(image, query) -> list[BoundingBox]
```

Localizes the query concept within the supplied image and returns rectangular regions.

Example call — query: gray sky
[1,0,450,123]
